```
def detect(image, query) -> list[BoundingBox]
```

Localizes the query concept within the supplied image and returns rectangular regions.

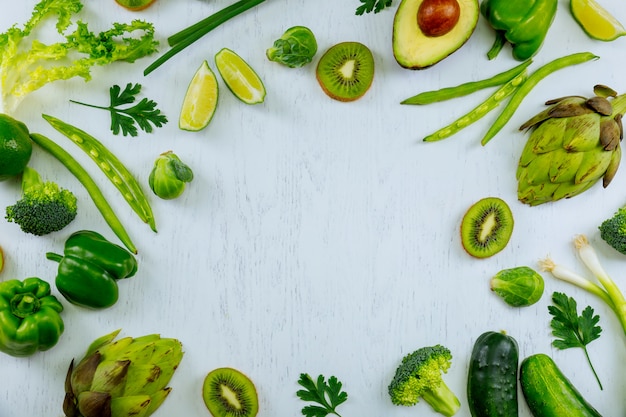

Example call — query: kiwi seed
[202,367,259,417]
[315,41,375,102]
[460,197,514,259]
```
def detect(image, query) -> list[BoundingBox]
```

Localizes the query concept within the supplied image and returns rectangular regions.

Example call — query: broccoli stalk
[5,166,77,236]
[599,207,626,255]
[388,345,460,417]
[539,235,626,341]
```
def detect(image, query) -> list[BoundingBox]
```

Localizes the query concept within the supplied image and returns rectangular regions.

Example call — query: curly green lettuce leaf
[0,0,158,115]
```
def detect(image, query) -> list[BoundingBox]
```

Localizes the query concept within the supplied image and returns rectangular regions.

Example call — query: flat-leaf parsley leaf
[296,373,348,417]
[70,83,168,137]
[549,291,603,390]
[356,0,393,15]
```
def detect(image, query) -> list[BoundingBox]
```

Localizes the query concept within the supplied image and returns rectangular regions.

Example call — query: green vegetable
[149,151,194,200]
[388,345,460,417]
[0,0,158,115]
[5,166,77,236]
[401,60,532,105]
[423,71,527,142]
[539,234,626,341]
[29,133,137,254]
[46,230,138,309]
[42,114,156,233]
[0,277,64,357]
[520,353,602,417]
[70,83,168,137]
[144,0,266,75]
[297,373,348,417]
[481,52,599,145]
[490,266,544,307]
[266,26,318,68]
[63,329,183,417]
[549,291,603,390]
[356,0,393,14]
[480,0,557,61]
[467,331,518,417]
[599,206,626,255]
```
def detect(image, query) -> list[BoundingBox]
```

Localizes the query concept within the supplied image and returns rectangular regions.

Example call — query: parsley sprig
[70,83,168,137]
[296,373,348,417]
[549,291,603,390]
[356,0,393,15]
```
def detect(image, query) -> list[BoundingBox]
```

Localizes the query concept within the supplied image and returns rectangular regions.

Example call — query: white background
[1,0,625,416]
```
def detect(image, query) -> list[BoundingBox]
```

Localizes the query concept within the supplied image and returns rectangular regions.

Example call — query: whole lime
[0,114,32,181]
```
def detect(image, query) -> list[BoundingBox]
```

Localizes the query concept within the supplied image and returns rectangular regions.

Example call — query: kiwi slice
[202,367,259,417]
[316,41,375,102]
[460,197,514,258]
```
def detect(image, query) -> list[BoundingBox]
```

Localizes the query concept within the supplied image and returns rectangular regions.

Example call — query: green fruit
[315,42,375,102]
[114,0,156,11]
[202,367,259,417]
[393,0,479,69]
[460,197,514,258]
[0,114,32,181]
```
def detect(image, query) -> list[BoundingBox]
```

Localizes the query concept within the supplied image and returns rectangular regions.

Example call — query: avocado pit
[417,0,460,37]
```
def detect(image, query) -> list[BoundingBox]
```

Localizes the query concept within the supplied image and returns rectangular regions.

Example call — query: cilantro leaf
[297,373,348,417]
[70,83,168,137]
[356,0,393,15]
[548,292,603,390]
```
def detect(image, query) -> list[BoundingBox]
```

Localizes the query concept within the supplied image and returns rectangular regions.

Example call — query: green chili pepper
[46,230,138,309]
[481,0,558,61]
[0,277,64,357]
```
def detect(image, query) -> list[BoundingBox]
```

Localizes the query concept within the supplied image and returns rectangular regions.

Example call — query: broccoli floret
[5,166,77,236]
[388,345,460,417]
[599,207,626,255]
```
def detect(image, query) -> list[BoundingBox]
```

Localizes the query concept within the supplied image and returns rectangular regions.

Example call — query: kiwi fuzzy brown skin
[202,367,259,417]
[315,41,375,102]
[460,197,514,259]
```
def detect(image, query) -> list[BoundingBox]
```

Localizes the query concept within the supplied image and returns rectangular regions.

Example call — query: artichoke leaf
[562,112,601,152]
[603,143,621,187]
[575,147,614,184]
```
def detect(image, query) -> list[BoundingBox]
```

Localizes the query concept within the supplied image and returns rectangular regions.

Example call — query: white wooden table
[1,0,625,416]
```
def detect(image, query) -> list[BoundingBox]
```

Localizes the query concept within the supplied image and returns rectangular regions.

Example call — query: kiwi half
[316,41,375,102]
[460,197,514,258]
[202,367,259,417]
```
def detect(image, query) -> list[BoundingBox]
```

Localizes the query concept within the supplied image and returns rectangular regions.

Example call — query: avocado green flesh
[393,0,479,69]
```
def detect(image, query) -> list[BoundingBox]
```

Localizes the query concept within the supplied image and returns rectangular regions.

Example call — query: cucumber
[519,353,603,417]
[467,330,519,417]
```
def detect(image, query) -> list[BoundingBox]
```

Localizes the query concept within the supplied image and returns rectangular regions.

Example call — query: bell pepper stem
[46,252,63,263]
[487,31,506,60]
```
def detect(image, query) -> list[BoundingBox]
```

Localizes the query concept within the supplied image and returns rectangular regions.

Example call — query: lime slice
[0,245,4,274]
[179,60,219,131]
[570,0,626,41]
[115,0,156,11]
[215,48,266,105]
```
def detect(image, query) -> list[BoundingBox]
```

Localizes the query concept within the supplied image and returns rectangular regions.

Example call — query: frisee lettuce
[0,0,159,115]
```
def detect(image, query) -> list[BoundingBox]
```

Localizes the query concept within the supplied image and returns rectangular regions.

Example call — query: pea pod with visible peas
[41,114,156,232]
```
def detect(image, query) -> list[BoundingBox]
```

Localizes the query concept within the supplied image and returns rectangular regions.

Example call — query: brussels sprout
[266,26,317,68]
[490,266,544,307]
[149,151,193,200]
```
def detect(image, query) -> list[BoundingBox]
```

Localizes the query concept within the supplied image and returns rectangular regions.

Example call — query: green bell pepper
[46,230,138,309]
[0,277,64,357]
[480,0,557,61]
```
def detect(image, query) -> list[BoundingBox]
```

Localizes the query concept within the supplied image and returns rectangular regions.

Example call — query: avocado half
[392,0,479,69]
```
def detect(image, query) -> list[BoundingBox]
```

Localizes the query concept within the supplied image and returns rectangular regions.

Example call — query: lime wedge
[215,48,266,105]
[570,0,626,41]
[115,0,156,11]
[0,245,4,274]
[179,60,219,132]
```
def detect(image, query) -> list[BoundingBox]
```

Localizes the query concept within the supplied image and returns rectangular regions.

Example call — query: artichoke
[516,85,626,206]
[63,329,183,417]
